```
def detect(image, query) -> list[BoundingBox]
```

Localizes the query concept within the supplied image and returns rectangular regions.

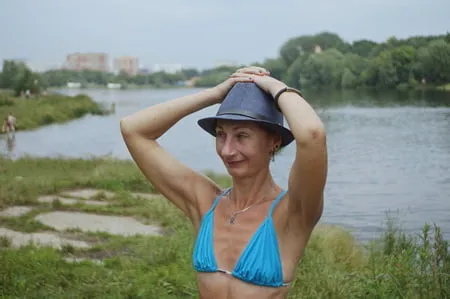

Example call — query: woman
[120,66,327,299]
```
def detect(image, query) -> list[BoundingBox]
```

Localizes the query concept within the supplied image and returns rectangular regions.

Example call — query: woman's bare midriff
[197,272,290,299]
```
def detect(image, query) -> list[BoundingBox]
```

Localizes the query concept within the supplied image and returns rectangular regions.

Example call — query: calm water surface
[1,88,449,241]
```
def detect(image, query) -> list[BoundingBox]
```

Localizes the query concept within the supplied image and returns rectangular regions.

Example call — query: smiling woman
[120,66,328,299]
[214,120,275,177]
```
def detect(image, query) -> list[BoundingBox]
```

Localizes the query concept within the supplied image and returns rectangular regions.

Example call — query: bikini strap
[210,187,232,210]
[268,189,287,216]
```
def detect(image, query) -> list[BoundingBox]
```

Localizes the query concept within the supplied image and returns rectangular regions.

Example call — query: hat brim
[198,114,294,147]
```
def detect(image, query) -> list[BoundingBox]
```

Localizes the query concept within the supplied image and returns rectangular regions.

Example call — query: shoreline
[0,93,110,133]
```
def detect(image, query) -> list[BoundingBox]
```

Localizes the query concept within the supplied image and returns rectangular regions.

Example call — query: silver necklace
[226,193,271,224]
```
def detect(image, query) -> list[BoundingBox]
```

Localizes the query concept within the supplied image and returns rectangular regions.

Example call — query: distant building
[114,56,139,76]
[66,52,109,72]
[138,67,151,75]
[151,64,183,74]
[107,83,121,89]
[313,45,323,54]
[185,76,200,87]
[67,82,82,88]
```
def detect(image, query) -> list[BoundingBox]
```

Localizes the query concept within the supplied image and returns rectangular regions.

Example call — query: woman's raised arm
[276,88,327,230]
[120,76,254,225]
[230,71,327,231]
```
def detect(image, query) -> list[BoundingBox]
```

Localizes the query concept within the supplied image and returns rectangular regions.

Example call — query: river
[1,88,449,242]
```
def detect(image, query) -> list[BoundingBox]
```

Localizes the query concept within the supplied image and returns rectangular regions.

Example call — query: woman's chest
[210,198,305,284]
[212,201,272,270]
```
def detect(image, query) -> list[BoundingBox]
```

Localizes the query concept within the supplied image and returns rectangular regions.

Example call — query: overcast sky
[1,0,449,70]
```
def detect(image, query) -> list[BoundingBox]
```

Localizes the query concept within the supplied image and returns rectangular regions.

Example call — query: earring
[271,145,279,162]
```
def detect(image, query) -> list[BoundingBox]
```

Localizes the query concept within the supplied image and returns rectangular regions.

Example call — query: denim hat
[198,82,294,147]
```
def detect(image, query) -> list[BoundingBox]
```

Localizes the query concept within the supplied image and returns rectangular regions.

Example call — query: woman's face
[215,120,279,178]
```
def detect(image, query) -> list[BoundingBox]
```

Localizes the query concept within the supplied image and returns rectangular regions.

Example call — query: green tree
[389,45,417,83]
[279,32,349,67]
[300,49,345,89]
[13,68,44,96]
[341,68,358,88]
[279,36,309,67]
[343,53,367,77]
[374,51,399,88]
[0,60,27,89]
[351,40,378,57]
[262,58,286,80]
[284,55,308,89]
[415,40,450,83]
[179,68,199,80]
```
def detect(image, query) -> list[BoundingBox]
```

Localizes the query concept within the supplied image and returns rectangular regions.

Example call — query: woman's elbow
[120,117,160,140]
[295,125,326,147]
[120,117,135,138]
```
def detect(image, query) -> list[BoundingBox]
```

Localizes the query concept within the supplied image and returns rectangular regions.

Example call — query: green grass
[0,93,109,132]
[0,157,448,299]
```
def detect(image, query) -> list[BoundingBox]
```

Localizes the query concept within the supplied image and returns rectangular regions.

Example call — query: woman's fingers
[236,66,270,75]
[229,73,256,81]
[231,74,255,83]
[230,72,254,78]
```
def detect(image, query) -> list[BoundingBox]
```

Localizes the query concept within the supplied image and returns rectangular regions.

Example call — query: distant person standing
[2,113,16,133]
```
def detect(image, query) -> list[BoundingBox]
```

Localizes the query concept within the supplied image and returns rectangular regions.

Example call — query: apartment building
[114,56,139,76]
[66,52,109,72]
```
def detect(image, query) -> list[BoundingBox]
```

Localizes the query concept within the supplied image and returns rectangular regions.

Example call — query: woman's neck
[229,168,281,210]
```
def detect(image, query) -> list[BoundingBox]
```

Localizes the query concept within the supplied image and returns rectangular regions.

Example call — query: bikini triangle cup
[192,188,291,287]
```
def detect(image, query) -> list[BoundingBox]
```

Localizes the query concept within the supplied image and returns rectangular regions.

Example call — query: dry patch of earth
[0,189,162,262]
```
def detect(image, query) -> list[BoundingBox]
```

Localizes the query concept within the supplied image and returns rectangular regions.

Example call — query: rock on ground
[35,211,163,237]
[0,228,90,249]
[0,206,33,217]
[61,189,115,200]
[37,195,108,206]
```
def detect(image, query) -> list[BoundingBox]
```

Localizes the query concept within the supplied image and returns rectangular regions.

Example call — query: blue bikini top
[192,188,290,288]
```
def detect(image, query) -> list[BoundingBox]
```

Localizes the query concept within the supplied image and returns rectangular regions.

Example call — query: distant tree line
[198,32,450,90]
[0,61,202,91]
[1,32,449,94]
[39,68,201,89]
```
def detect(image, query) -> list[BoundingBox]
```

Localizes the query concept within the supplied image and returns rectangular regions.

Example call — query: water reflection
[308,88,450,108]
[4,132,16,158]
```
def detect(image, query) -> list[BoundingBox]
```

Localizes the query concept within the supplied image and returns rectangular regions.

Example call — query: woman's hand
[211,66,282,103]
[211,75,254,103]
[235,66,270,76]
[229,72,287,98]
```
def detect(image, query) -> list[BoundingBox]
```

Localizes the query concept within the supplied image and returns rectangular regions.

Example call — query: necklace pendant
[229,215,236,224]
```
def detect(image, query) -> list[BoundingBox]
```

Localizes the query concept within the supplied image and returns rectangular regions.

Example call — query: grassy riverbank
[0,93,108,132]
[0,157,448,299]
